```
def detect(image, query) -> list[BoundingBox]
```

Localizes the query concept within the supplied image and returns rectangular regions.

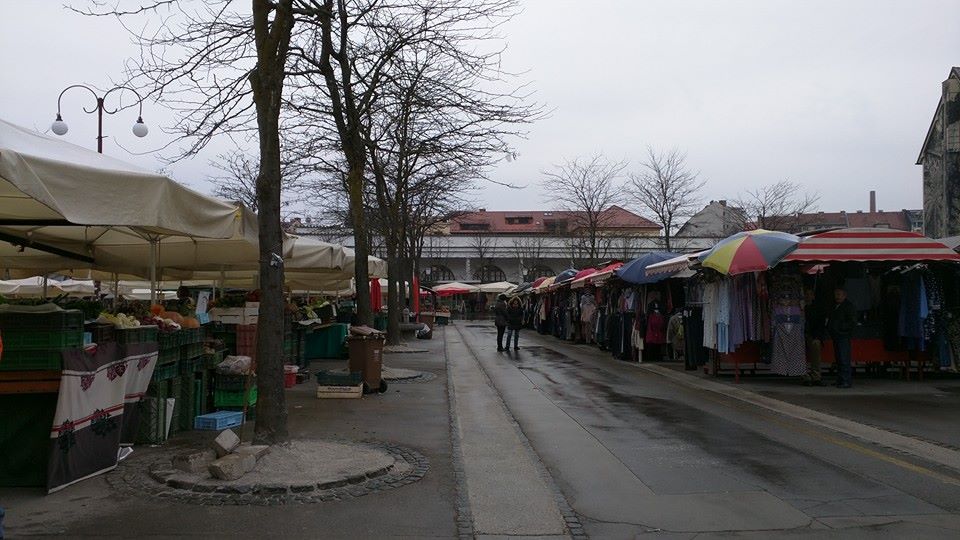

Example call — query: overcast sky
[1,1,958,217]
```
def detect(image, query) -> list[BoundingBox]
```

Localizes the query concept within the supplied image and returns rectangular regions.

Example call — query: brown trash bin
[347,335,386,393]
[419,312,435,330]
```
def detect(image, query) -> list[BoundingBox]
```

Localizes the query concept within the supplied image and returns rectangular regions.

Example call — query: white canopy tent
[0,118,242,301]
[477,281,517,294]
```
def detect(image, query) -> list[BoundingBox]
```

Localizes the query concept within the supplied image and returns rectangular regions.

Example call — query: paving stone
[209,453,256,481]
[211,429,241,457]
[172,449,217,473]
[234,444,271,462]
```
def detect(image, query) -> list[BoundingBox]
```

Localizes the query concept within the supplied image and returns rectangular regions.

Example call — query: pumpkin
[150,304,165,316]
[182,317,200,329]
[163,311,184,325]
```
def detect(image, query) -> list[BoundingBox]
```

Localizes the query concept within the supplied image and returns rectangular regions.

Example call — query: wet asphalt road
[455,322,960,538]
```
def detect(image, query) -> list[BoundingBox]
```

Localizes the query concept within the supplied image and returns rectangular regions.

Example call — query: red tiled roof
[449,205,660,234]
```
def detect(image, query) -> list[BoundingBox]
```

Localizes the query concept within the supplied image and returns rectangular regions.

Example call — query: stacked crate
[0,310,84,371]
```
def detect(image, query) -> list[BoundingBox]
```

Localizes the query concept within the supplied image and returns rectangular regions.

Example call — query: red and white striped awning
[783,228,960,262]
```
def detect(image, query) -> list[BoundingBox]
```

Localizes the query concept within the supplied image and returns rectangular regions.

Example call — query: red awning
[783,228,960,262]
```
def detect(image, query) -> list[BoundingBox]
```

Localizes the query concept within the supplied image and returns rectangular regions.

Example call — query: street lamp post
[51,84,148,153]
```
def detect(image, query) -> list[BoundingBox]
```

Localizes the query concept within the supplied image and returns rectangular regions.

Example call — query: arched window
[420,264,455,284]
[524,265,555,283]
[473,264,506,283]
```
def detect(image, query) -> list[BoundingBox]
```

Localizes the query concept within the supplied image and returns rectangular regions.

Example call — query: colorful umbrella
[699,230,800,275]
[555,268,579,283]
[616,252,682,284]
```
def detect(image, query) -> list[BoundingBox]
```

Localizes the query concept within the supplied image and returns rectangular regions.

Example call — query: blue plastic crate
[193,410,243,431]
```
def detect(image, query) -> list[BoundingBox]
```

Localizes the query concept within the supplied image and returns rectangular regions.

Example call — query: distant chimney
[718,200,727,206]
[869,190,876,213]
[478,208,486,212]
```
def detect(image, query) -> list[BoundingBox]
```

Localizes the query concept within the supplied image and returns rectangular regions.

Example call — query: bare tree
[79,0,297,444]
[731,180,821,233]
[513,236,546,279]
[541,154,626,264]
[628,147,706,251]
[469,231,496,267]
[209,150,305,216]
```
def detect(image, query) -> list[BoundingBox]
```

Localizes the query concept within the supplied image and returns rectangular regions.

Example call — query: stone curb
[632,362,960,477]
[443,328,476,539]
[107,441,429,505]
[386,371,437,384]
[452,325,586,540]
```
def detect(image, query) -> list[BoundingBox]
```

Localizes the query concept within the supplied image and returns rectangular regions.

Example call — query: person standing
[803,288,826,386]
[494,294,508,351]
[827,287,856,388]
[506,297,524,351]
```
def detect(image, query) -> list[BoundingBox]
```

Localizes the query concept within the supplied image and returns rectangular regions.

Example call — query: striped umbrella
[699,229,800,275]
[783,228,960,262]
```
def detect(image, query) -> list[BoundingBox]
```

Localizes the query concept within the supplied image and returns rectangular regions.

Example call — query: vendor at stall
[827,286,857,388]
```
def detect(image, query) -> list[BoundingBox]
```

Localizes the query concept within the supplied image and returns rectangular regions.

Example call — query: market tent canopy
[645,251,706,276]
[782,228,960,262]
[569,268,599,289]
[554,268,579,284]
[0,118,240,276]
[534,276,556,293]
[0,277,52,296]
[617,253,682,284]
[432,281,479,296]
[477,281,517,294]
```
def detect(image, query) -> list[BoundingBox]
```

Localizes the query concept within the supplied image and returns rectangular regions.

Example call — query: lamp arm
[101,85,145,116]
[56,84,100,115]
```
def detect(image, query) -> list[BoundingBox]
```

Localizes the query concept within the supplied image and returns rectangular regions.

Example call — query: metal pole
[96,97,104,154]
[149,239,158,305]
[42,275,49,299]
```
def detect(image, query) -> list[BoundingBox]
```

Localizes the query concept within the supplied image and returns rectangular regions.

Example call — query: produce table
[304,323,349,360]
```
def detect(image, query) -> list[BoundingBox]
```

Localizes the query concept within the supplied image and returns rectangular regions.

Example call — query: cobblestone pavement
[106,440,429,506]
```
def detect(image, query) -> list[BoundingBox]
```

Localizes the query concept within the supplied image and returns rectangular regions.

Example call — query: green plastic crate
[0,349,65,371]
[158,347,179,365]
[116,326,159,345]
[157,331,180,350]
[214,387,258,407]
[178,374,196,432]
[136,395,168,445]
[179,328,202,345]
[180,342,204,361]
[0,309,83,330]
[204,350,226,369]
[179,355,205,374]
[215,373,253,391]
[152,360,179,381]
[0,328,83,350]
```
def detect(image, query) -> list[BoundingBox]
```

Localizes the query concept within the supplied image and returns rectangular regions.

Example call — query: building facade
[918,67,960,239]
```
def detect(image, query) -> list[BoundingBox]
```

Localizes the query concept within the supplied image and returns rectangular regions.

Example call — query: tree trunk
[248,0,293,446]
[385,239,401,346]
[347,164,372,326]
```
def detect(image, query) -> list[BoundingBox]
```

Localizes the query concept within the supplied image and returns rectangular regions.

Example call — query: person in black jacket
[506,297,524,351]
[827,287,857,388]
[494,294,508,351]
[803,288,826,386]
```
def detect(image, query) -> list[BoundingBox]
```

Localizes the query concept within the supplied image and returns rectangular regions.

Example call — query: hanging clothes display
[702,282,718,350]
[768,269,806,376]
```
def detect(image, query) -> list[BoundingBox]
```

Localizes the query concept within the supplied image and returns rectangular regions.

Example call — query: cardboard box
[316,384,363,399]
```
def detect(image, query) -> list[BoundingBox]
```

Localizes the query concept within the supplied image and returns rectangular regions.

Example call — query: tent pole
[113,272,120,310]
[150,238,158,305]
[42,275,48,300]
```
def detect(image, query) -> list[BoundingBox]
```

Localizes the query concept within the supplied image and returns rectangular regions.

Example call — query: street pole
[50,84,148,153]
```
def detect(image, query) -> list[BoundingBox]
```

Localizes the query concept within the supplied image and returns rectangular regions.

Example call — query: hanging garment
[703,282,719,350]
[770,306,806,376]
[716,280,732,353]
[899,271,928,350]
[682,307,708,367]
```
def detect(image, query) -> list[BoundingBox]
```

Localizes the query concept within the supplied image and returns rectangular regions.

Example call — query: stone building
[918,66,960,239]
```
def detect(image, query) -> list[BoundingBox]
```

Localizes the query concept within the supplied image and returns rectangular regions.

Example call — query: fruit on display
[138,315,180,331]
[181,316,200,329]
[97,312,142,329]
[150,304,165,316]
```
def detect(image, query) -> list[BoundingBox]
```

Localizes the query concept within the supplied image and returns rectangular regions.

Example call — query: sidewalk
[657,361,960,450]
[1,336,456,539]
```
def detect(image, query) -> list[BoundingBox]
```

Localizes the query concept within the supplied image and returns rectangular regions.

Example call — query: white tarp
[0,118,241,277]
[477,281,517,294]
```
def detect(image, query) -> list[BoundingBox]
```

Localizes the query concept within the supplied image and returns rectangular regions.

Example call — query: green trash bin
[304,323,349,360]
[373,313,388,332]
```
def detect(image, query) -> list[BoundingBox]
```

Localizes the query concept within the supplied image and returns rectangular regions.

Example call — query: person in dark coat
[506,297,524,351]
[494,294,508,351]
[803,288,826,386]
[827,287,857,388]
